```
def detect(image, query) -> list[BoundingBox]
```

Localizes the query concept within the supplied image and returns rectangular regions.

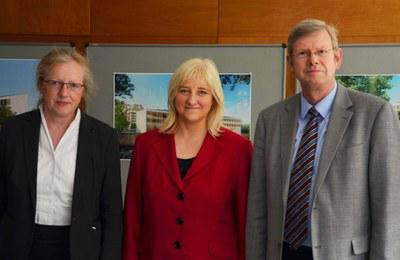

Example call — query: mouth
[56,101,71,106]
[307,69,323,73]
[306,70,324,77]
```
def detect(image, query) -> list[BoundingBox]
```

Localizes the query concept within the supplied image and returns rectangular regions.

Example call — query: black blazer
[0,110,123,260]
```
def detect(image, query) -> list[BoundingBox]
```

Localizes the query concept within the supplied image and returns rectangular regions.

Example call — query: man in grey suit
[246,19,400,260]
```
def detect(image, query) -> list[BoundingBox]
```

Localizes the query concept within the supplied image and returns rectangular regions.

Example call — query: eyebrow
[297,46,331,51]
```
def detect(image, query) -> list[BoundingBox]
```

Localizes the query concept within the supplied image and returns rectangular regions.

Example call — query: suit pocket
[351,236,369,255]
[209,241,238,259]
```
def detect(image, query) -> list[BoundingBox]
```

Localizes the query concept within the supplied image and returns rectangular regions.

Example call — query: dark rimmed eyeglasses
[293,48,336,59]
[43,79,85,91]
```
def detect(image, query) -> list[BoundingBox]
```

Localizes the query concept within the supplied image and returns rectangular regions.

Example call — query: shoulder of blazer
[135,129,169,147]
[259,93,301,117]
[1,109,41,138]
[80,113,114,133]
[218,127,252,148]
[336,84,389,116]
[339,84,386,106]
[2,109,40,126]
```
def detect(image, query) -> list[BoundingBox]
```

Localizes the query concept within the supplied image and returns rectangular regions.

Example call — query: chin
[55,109,75,118]
[182,116,207,124]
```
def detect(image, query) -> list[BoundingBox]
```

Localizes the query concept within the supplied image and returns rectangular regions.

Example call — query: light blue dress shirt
[290,83,338,247]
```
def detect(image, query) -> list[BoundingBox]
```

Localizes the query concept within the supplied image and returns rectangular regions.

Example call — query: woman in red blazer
[123,58,252,260]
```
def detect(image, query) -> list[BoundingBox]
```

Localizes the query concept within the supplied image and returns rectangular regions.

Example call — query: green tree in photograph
[0,103,16,124]
[115,73,135,98]
[220,74,251,91]
[337,75,393,101]
[114,100,129,132]
[241,124,250,138]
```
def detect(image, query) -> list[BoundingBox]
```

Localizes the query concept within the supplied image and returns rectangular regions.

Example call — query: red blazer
[123,128,252,260]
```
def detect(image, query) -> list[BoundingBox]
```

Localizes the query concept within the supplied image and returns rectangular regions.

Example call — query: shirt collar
[300,82,337,120]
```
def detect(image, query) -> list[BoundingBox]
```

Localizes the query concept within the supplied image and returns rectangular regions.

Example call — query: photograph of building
[336,74,400,119]
[0,94,28,114]
[114,72,251,159]
[0,58,39,125]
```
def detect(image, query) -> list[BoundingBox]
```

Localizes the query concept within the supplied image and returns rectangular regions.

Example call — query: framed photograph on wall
[114,72,252,159]
[0,58,39,125]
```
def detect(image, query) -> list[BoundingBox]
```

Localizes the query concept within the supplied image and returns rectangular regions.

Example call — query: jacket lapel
[312,85,353,203]
[71,114,93,214]
[153,132,221,190]
[281,95,301,204]
[23,110,41,210]
[183,133,221,181]
[153,134,183,191]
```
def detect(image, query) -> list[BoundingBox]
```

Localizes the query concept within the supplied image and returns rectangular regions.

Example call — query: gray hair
[287,19,339,56]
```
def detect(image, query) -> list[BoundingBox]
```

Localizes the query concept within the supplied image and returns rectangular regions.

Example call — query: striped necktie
[284,106,319,249]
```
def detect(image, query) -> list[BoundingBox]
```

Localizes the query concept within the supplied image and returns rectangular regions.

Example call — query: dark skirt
[29,224,70,260]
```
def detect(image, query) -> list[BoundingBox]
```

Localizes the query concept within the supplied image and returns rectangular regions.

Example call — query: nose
[187,92,197,104]
[58,83,69,96]
[308,52,319,65]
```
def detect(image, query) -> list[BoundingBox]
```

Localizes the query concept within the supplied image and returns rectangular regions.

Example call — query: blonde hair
[287,19,339,56]
[36,47,95,111]
[159,58,224,137]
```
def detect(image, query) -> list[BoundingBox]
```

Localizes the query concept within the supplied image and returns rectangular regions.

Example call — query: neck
[302,82,335,105]
[175,121,208,140]
[42,109,76,132]
[41,108,77,150]
[174,121,208,159]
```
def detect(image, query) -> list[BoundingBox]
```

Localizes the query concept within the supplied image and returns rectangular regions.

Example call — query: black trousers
[29,224,70,260]
[282,242,313,260]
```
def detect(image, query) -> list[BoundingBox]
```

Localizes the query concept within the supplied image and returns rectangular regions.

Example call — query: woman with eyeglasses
[123,58,252,260]
[0,47,122,260]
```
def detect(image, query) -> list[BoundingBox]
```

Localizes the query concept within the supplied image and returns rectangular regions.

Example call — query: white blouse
[35,106,81,226]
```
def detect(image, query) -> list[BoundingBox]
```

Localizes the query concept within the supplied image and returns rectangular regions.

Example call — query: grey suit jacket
[246,85,400,260]
[0,110,123,260]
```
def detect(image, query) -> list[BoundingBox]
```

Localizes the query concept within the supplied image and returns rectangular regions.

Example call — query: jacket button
[176,217,184,224]
[177,192,184,200]
[174,240,182,249]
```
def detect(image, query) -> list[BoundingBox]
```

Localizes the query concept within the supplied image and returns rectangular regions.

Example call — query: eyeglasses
[293,48,336,59]
[43,79,85,91]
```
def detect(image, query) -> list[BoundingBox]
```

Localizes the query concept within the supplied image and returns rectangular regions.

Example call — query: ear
[334,48,343,70]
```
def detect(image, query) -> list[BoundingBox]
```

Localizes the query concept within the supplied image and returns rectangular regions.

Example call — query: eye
[178,88,190,94]
[198,89,209,96]
[318,49,328,55]
[45,79,57,86]
[68,83,80,89]
[296,51,308,58]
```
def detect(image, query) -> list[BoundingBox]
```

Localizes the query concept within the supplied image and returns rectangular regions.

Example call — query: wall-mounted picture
[114,72,251,159]
[0,58,39,126]
[337,74,400,119]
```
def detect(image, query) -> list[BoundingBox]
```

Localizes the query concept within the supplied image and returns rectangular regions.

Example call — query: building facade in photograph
[0,94,28,115]
[123,103,242,134]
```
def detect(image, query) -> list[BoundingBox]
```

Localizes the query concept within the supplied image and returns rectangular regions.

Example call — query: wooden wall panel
[0,0,90,35]
[2,0,400,96]
[219,0,400,44]
[91,0,218,42]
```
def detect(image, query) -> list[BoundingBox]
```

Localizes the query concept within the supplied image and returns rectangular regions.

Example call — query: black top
[177,157,195,180]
